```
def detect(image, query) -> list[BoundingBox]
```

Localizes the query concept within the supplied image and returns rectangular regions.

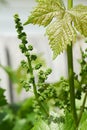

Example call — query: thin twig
[77,92,87,126]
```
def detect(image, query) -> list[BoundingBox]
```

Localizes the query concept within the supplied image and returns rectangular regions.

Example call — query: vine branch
[67,0,77,127]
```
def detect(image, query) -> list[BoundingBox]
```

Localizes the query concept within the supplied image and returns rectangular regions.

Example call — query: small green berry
[19,44,24,49]
[21,36,28,44]
[39,70,44,75]
[31,55,37,61]
[21,60,27,68]
[14,18,20,24]
[14,14,19,19]
[38,75,45,83]
[28,45,33,51]
[35,63,42,70]
[45,68,52,75]
[29,76,34,83]
[22,81,31,92]
[21,32,26,37]
[15,22,21,28]
[21,60,26,64]
[25,87,29,92]
[17,27,23,34]
[25,52,30,57]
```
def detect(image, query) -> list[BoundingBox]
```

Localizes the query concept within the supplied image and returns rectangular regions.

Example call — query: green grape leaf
[69,5,87,37]
[79,120,87,130]
[79,111,87,125]
[46,12,76,59]
[24,1,87,59]
[31,120,50,130]
[0,88,7,106]
[63,111,75,130]
[13,119,29,130]
[15,65,27,93]
[18,97,34,117]
[24,0,65,26]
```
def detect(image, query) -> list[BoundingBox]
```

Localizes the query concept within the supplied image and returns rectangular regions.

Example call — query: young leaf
[13,119,29,130]
[24,1,87,59]
[0,88,7,106]
[46,13,76,59]
[79,111,87,130]
[0,65,18,83]
[69,5,87,37]
[24,0,65,26]
[24,0,77,59]
[31,120,50,130]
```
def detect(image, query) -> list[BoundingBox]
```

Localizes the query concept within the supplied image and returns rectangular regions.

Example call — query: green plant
[14,14,55,118]
[1,0,87,129]
[0,53,46,94]
[20,0,87,129]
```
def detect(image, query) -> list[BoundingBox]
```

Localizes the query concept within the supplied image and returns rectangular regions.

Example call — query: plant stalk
[27,57,38,98]
[67,0,77,127]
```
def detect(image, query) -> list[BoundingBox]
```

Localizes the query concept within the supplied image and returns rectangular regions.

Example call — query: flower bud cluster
[21,60,28,68]
[33,100,40,114]
[20,80,31,92]
[38,85,56,102]
[38,68,52,84]
[35,68,54,102]
[14,14,54,117]
[14,14,37,92]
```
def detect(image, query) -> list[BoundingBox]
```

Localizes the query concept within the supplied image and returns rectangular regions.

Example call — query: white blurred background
[0,0,87,102]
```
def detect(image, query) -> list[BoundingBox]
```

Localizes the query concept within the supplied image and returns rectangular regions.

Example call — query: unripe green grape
[19,44,24,50]
[39,70,44,75]
[35,63,42,70]
[21,60,26,65]
[29,76,34,83]
[28,45,33,51]
[21,32,26,37]
[38,75,46,83]
[17,27,23,34]
[21,60,27,68]
[21,36,28,44]
[31,55,37,61]
[15,23,21,29]
[45,68,52,75]
[21,80,31,92]
[25,52,30,57]
[14,18,20,24]
[24,86,29,92]
[14,14,19,19]
[39,75,46,80]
